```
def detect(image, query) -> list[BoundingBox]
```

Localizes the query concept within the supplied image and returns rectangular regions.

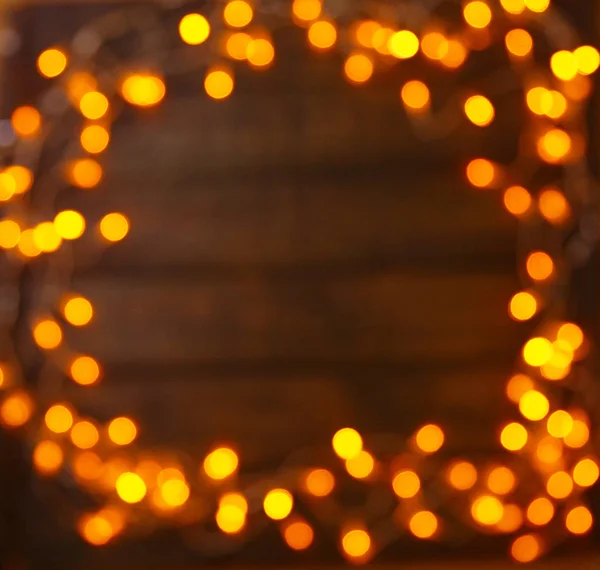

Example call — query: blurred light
[4,165,33,194]
[497,504,523,533]
[72,451,104,481]
[574,46,600,75]
[354,20,380,48]
[247,38,275,68]
[78,513,114,546]
[511,534,542,563]
[345,450,374,479]
[332,427,362,460]
[519,390,549,421]
[0,172,15,201]
[500,0,525,14]
[283,520,314,550]
[527,86,553,115]
[33,440,63,475]
[343,53,373,84]
[536,436,563,465]
[54,210,86,240]
[415,424,444,453]
[388,30,419,59]
[551,51,578,81]
[0,219,21,249]
[471,495,504,525]
[108,417,137,446]
[179,13,210,45]
[564,420,590,448]
[71,420,99,449]
[226,32,251,59]
[546,471,573,499]
[526,252,554,281]
[70,355,101,386]
[441,39,468,68]
[500,422,528,451]
[224,1,253,28]
[33,319,62,349]
[523,337,553,367]
[11,106,41,138]
[372,27,393,55]
[37,48,67,78]
[505,29,533,57]
[526,497,554,525]
[487,466,516,495]
[33,221,62,253]
[524,0,549,12]
[565,506,593,535]
[464,95,495,126]
[547,410,573,438]
[573,458,599,487]
[304,468,334,496]
[466,159,495,188]
[45,404,73,434]
[66,71,97,104]
[538,129,572,163]
[100,213,129,242]
[69,158,103,189]
[216,504,246,533]
[509,291,537,321]
[446,460,477,490]
[341,529,371,559]
[401,80,430,112]
[121,74,166,107]
[116,472,147,503]
[161,479,190,507]
[292,0,321,22]
[0,392,33,427]
[308,20,337,50]
[392,470,421,498]
[79,91,109,120]
[219,492,248,513]
[63,296,93,326]
[421,31,448,60]
[263,488,293,520]
[205,68,234,100]
[409,511,438,539]
[204,446,238,480]
[463,1,492,29]
[557,323,584,350]
[539,188,570,224]
[17,229,41,258]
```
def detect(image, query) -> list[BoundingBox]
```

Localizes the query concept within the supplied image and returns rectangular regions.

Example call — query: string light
[204,67,234,99]
[471,495,504,526]
[203,447,239,480]
[37,47,68,78]
[116,472,147,503]
[487,466,516,495]
[572,458,599,488]
[63,296,93,326]
[304,468,335,496]
[68,158,103,189]
[179,13,210,45]
[263,488,294,520]
[70,356,101,385]
[565,506,592,535]
[283,520,314,550]
[526,497,554,526]
[99,213,129,242]
[414,424,444,453]
[332,427,362,460]
[0,392,33,427]
[345,450,375,479]
[33,319,62,350]
[292,0,321,23]
[466,159,495,188]
[108,417,137,446]
[463,1,493,29]
[343,52,374,84]
[464,95,495,126]
[121,74,166,107]
[54,210,86,239]
[392,469,421,498]
[509,291,537,321]
[341,529,371,560]
[500,422,528,451]
[505,29,533,57]
[33,440,64,475]
[519,389,549,421]
[446,461,477,490]
[526,252,554,281]
[511,534,542,563]
[71,420,99,449]
[246,38,275,68]
[401,80,430,112]
[79,91,109,120]
[308,20,337,50]
[388,30,419,59]
[45,404,73,434]
[409,511,438,539]
[546,471,573,500]
[223,1,253,28]
[11,106,42,138]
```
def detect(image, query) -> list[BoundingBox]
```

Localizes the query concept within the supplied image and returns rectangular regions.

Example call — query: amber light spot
[500,422,528,451]
[179,13,210,45]
[446,460,477,490]
[33,319,62,349]
[304,468,335,497]
[539,188,570,224]
[505,29,533,57]
[487,466,516,495]
[54,210,86,240]
[392,469,421,498]
[526,251,554,281]
[205,68,235,100]
[204,447,239,480]
[79,91,109,120]
[121,74,166,107]
[463,1,492,29]
[511,534,542,563]
[63,296,93,326]
[471,495,504,526]
[71,420,99,450]
[33,440,64,475]
[519,389,550,421]
[37,47,68,78]
[0,392,33,427]
[466,159,495,188]
[283,520,314,550]
[546,471,573,500]
[415,424,444,453]
[68,158,103,189]
[80,123,111,154]
[388,30,419,59]
[263,488,294,520]
[345,450,375,479]
[573,458,600,488]
[509,291,537,321]
[292,0,322,22]
[70,356,101,386]
[223,0,253,28]
[308,20,337,50]
[526,497,554,526]
[108,417,137,446]
[401,80,430,113]
[45,404,73,434]
[409,511,438,539]
[565,506,593,535]
[464,95,495,127]
[332,427,362,460]
[343,53,374,84]
[11,106,42,138]
[100,213,130,242]
[341,529,371,559]
[116,472,147,503]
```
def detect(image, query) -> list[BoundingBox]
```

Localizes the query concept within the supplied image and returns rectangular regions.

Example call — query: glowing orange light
[33,319,62,349]
[574,45,600,75]
[511,534,542,563]
[121,74,166,107]
[466,159,495,188]
[116,472,147,503]
[63,296,93,326]
[388,30,419,59]
[247,38,275,68]
[539,188,570,224]
[341,529,371,559]
[546,410,573,438]
[421,31,449,60]
[71,420,99,450]
[526,252,554,281]
[557,323,584,350]
[68,158,103,189]
[308,20,337,50]
[304,468,335,497]
[526,497,554,526]
[263,488,294,520]
[471,495,504,525]
[283,520,314,550]
[332,427,362,460]
[345,450,375,479]
[179,13,210,45]
[401,80,430,112]
[500,422,528,451]
[538,129,572,164]
[415,424,444,453]
[463,1,492,29]
[45,404,73,434]
[464,95,495,127]
[343,53,373,84]
[205,68,234,100]
[487,466,516,495]
[409,511,438,539]
[546,471,573,500]
[54,210,86,240]
[519,389,549,420]
[203,446,239,480]
[0,392,33,427]
[292,0,322,22]
[551,50,578,81]
[223,0,253,28]
[11,106,42,138]
[108,417,137,446]
[565,506,593,535]
[573,458,599,488]
[509,291,537,321]
[446,461,477,490]
[37,48,68,78]
[100,213,130,242]
[505,29,533,57]
[70,355,101,386]
[392,470,421,498]
[79,91,109,120]
[33,440,64,475]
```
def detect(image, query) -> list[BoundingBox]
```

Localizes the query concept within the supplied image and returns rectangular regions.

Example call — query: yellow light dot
[463,1,492,29]
[205,68,234,100]
[527,86,553,115]
[464,95,495,127]
[69,158,103,189]
[526,497,554,526]
[63,296,93,326]
[247,38,275,68]
[219,492,248,514]
[216,504,246,533]
[526,255,554,285]
[71,420,99,450]
[54,210,86,240]
[116,472,147,504]
[179,13,210,45]
[466,159,495,188]
[17,229,41,258]
[161,479,190,507]
[574,46,600,75]
[4,165,33,194]
[500,422,528,451]
[562,75,592,101]
[0,172,15,201]
[372,27,394,56]
[304,468,335,497]
[203,446,239,480]
[292,0,321,22]
[45,404,73,434]
[565,506,593,535]
[33,440,64,475]
[66,71,97,104]
[505,29,533,57]
[524,0,550,13]
[33,221,62,253]
[354,20,380,48]
[539,188,570,224]
[401,80,430,112]
[487,466,516,495]
[0,392,33,427]
[388,30,419,59]
[421,31,449,60]
[497,504,524,533]
[546,91,568,119]
[332,427,362,460]
[341,529,371,559]
[108,417,137,446]
[343,53,373,85]
[345,450,374,479]
[226,32,251,60]
[511,534,542,563]
[224,0,253,28]
[72,451,104,481]
[37,48,68,78]
[80,125,109,156]
[100,213,130,242]
[551,51,578,81]
[392,469,421,498]
[519,389,549,421]
[573,458,599,488]
[564,420,589,448]
[121,74,166,107]
[509,291,537,321]
[33,319,62,349]
[308,20,337,50]
[536,436,563,465]
[471,495,504,526]
[501,0,526,14]
[283,520,314,550]
[538,128,572,163]
[446,461,477,491]
[79,91,109,120]
[79,510,121,545]
[415,424,444,453]
[546,471,573,500]
[441,39,468,69]
[11,106,42,138]
[263,488,294,520]
[557,323,584,350]
[546,410,573,438]
[70,355,101,386]
[0,219,21,249]
[409,511,438,539]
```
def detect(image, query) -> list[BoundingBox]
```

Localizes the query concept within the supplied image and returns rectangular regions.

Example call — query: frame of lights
[0,0,599,564]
